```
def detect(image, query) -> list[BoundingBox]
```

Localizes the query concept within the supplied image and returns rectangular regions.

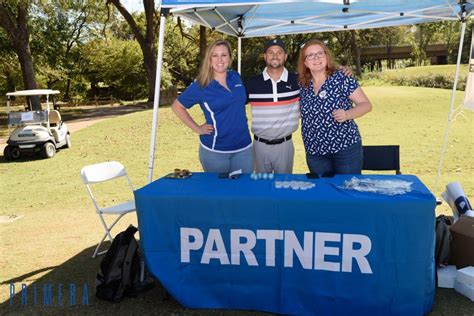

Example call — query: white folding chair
[80,161,136,258]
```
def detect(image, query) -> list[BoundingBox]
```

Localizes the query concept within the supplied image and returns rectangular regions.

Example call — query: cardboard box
[449,215,474,269]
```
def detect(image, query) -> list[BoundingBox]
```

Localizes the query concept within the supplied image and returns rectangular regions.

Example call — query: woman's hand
[196,124,214,135]
[332,109,348,123]
[332,87,372,123]
[172,99,214,135]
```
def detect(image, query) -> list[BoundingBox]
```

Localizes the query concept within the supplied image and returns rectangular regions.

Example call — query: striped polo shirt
[246,68,300,140]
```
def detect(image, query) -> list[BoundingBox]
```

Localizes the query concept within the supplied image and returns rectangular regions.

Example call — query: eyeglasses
[305,51,326,60]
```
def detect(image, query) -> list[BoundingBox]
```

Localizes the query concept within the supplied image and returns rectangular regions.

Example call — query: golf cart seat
[49,110,61,126]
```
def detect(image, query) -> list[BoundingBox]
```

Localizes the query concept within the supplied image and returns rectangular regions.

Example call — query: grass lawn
[0,86,473,314]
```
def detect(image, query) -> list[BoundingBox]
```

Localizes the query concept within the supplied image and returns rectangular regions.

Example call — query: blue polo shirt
[178,70,252,152]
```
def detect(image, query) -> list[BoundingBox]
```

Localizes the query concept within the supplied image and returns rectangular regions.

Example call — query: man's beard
[266,60,284,69]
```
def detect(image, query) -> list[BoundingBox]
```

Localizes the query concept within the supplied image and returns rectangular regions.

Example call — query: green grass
[361,65,469,90]
[0,86,473,314]
[387,65,468,77]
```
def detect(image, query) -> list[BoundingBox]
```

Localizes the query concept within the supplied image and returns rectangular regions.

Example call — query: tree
[409,23,439,66]
[0,27,21,92]
[285,33,314,70]
[350,30,361,75]
[107,0,157,102]
[379,27,405,69]
[430,20,471,64]
[329,30,353,66]
[199,25,206,63]
[0,1,39,109]
[331,29,373,75]
[165,20,201,88]
[81,38,149,100]
[32,1,107,100]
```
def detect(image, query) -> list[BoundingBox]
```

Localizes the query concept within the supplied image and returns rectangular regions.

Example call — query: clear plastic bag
[343,177,412,195]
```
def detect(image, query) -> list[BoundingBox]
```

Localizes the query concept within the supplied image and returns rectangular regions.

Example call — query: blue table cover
[135,173,436,315]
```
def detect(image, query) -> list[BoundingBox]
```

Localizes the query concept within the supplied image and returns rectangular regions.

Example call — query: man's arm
[339,65,353,77]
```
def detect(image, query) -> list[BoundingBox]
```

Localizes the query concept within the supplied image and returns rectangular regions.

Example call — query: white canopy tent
[148,0,474,185]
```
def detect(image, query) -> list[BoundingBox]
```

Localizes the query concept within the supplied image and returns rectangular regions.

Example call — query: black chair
[362,145,401,174]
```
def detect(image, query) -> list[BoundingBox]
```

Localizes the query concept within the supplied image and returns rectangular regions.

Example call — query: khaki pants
[253,139,294,174]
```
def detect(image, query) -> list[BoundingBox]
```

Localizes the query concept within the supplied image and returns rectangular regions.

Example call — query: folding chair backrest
[81,161,128,184]
[81,161,135,214]
[80,161,137,258]
[362,145,401,175]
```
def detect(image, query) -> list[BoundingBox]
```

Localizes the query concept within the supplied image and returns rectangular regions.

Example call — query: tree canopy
[0,0,471,103]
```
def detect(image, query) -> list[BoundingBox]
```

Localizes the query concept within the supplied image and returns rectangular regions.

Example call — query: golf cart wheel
[41,142,56,158]
[65,134,71,148]
[4,145,20,161]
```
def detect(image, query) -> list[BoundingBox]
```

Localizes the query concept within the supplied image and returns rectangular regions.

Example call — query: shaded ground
[59,103,149,123]
[0,243,472,315]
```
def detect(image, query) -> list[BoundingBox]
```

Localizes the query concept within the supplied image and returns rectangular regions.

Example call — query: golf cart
[3,89,71,160]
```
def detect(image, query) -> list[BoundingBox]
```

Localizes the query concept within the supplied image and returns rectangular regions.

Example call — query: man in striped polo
[246,38,300,174]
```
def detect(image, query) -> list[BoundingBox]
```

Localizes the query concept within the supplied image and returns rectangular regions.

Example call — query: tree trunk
[350,30,361,76]
[108,0,157,102]
[14,43,37,89]
[0,3,40,109]
[387,45,393,69]
[90,82,98,96]
[199,25,207,66]
[332,31,351,66]
[142,42,156,102]
[5,67,16,92]
[64,78,72,101]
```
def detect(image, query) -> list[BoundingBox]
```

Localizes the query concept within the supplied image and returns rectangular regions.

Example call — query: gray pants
[253,139,294,174]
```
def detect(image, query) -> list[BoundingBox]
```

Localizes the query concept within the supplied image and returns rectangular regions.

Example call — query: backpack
[435,215,452,268]
[95,225,153,302]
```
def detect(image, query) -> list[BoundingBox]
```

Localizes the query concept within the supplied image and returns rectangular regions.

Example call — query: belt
[254,134,292,145]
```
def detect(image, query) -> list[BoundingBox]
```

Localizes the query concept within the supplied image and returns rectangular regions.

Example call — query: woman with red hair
[297,39,372,175]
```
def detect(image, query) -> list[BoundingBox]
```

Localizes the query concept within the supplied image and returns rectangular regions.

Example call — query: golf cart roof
[6,89,60,97]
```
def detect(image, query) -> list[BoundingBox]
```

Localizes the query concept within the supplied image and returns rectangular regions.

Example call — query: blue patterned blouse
[300,71,361,156]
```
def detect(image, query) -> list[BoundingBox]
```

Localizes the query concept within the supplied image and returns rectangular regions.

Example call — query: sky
[122,0,144,12]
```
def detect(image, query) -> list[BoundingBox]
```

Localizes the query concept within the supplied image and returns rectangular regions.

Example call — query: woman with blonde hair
[298,39,372,175]
[172,39,253,173]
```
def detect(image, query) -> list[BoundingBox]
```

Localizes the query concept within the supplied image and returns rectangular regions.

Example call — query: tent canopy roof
[161,0,473,37]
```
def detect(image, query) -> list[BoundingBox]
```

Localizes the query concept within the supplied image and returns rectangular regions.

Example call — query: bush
[361,65,467,90]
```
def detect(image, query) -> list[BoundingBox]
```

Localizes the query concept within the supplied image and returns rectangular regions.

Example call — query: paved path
[1,105,147,153]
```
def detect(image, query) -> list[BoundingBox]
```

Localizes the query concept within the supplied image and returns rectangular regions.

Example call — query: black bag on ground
[435,215,452,268]
[95,225,153,302]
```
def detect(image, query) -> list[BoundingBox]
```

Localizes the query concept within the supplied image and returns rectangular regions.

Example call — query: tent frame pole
[435,16,467,191]
[238,37,242,74]
[463,24,474,109]
[237,16,243,74]
[148,9,169,184]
